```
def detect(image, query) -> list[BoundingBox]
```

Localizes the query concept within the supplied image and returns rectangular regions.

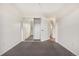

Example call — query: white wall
[0,4,22,55]
[48,17,58,42]
[58,9,79,55]
[23,23,31,40]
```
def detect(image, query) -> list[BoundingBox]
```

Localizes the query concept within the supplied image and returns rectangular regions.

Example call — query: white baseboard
[0,40,22,56]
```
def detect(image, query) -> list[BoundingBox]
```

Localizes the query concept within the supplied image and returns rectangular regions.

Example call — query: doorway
[33,18,41,41]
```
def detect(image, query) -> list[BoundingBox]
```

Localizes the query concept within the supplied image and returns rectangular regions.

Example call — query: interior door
[41,18,49,41]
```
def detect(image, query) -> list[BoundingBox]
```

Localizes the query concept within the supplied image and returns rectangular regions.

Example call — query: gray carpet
[2,41,75,56]
[24,35,40,42]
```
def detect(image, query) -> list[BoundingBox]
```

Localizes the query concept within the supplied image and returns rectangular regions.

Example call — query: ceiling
[13,3,79,19]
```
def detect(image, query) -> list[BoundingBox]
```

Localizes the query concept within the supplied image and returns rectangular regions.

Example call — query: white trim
[0,40,21,56]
